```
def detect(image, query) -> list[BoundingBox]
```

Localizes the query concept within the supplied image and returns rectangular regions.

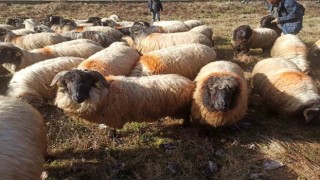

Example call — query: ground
[0,1,320,179]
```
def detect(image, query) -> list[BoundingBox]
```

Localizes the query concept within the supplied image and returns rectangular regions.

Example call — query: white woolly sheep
[78,42,140,76]
[51,70,195,129]
[11,19,39,35]
[6,57,85,106]
[130,43,216,80]
[0,28,67,50]
[191,61,248,127]
[0,39,103,73]
[183,19,204,29]
[189,25,213,40]
[0,95,47,179]
[231,25,278,54]
[153,20,190,33]
[61,31,116,48]
[271,34,309,73]
[308,39,320,64]
[130,23,213,54]
[252,57,320,123]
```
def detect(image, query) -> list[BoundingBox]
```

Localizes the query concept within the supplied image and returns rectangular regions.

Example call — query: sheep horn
[303,106,320,124]
[50,70,68,87]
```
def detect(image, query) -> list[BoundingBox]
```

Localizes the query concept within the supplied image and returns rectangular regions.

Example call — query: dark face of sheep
[100,20,118,28]
[202,76,240,111]
[5,18,22,27]
[59,19,77,28]
[51,70,109,103]
[130,21,150,39]
[87,17,101,25]
[0,28,8,39]
[0,44,22,65]
[232,25,253,54]
[260,15,282,35]
[43,15,63,27]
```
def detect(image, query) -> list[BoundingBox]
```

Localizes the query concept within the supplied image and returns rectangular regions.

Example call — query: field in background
[0,1,320,179]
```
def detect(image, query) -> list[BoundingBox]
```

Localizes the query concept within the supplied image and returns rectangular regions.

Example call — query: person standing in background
[148,0,163,22]
[267,0,305,34]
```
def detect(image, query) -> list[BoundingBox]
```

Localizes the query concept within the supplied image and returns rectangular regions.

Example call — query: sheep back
[252,58,320,116]
[74,26,124,40]
[130,43,216,79]
[183,20,204,29]
[191,61,248,127]
[0,95,46,179]
[61,31,116,47]
[77,42,140,76]
[153,20,190,33]
[189,25,213,40]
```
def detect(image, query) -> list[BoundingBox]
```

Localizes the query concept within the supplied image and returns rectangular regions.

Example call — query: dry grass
[0,1,320,179]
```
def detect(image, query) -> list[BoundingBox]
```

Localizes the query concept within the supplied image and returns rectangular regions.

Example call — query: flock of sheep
[0,12,319,179]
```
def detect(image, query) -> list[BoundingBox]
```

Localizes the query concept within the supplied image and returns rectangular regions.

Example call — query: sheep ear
[88,70,109,88]
[50,71,68,86]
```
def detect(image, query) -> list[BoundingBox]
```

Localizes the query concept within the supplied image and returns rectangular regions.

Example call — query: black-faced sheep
[130,22,213,54]
[260,14,282,36]
[51,69,195,129]
[0,39,103,73]
[191,61,248,127]
[130,43,216,80]
[307,39,320,65]
[0,28,67,50]
[61,31,116,48]
[271,34,309,73]
[78,42,140,76]
[0,95,47,179]
[252,58,320,123]
[231,25,278,54]
[6,57,85,106]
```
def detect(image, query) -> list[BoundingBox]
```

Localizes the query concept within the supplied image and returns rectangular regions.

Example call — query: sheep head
[51,69,109,103]
[0,42,23,65]
[43,15,63,27]
[0,28,9,39]
[260,15,282,35]
[303,106,320,123]
[130,21,151,39]
[232,25,253,54]
[59,19,77,29]
[202,76,240,111]
[86,16,101,25]
[5,18,23,28]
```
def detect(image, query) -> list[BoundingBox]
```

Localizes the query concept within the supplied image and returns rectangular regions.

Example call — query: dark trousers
[151,11,160,22]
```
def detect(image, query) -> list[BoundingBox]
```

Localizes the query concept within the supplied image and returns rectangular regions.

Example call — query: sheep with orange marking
[231,25,278,55]
[61,31,116,48]
[189,25,213,40]
[271,34,309,73]
[130,22,213,54]
[130,43,216,80]
[51,69,195,129]
[252,58,320,123]
[0,28,67,50]
[307,39,320,65]
[6,57,85,107]
[0,95,47,179]
[153,20,190,33]
[0,39,103,73]
[183,20,204,29]
[191,61,248,127]
[78,42,140,76]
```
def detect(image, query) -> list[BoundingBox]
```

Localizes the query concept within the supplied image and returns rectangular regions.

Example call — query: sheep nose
[73,93,86,103]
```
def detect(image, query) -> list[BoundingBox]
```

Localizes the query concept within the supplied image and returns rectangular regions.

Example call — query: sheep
[6,57,85,106]
[72,26,124,40]
[270,34,309,73]
[11,19,40,35]
[153,20,190,33]
[130,22,213,54]
[78,42,140,76]
[0,28,67,50]
[260,14,282,36]
[0,95,47,179]
[51,69,195,129]
[189,25,213,40]
[0,24,17,30]
[307,39,320,65]
[183,19,204,29]
[130,43,216,80]
[0,39,103,73]
[191,61,248,127]
[33,25,55,33]
[106,14,122,22]
[5,17,26,28]
[252,57,320,123]
[231,25,278,54]
[61,31,116,48]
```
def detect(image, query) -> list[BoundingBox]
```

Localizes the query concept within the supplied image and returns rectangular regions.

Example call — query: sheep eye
[94,82,101,88]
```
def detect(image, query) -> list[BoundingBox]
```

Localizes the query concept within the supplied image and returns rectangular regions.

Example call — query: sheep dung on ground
[271,34,309,73]
[51,69,195,129]
[252,57,320,123]
[0,95,47,179]
[191,61,248,127]
[130,43,216,80]
[231,25,278,55]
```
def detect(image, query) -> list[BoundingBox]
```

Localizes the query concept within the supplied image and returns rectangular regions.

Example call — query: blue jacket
[148,0,163,12]
[267,0,305,34]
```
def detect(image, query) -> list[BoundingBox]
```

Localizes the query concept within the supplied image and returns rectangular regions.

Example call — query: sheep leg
[182,107,191,128]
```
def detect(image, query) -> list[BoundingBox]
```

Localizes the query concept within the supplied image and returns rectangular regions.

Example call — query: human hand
[271,18,279,24]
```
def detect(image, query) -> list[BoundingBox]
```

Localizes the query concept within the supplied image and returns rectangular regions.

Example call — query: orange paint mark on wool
[275,71,310,87]
[140,55,165,74]
[78,60,110,76]
[76,26,85,32]
[40,47,53,56]
[10,35,22,44]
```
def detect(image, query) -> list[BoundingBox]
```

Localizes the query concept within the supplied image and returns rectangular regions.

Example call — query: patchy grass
[0,1,320,179]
